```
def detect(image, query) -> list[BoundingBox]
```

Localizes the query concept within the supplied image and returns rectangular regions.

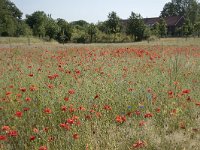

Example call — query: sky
[11,0,171,23]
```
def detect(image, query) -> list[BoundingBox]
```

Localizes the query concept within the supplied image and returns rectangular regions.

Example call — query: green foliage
[159,18,167,37]
[16,20,32,36]
[56,18,72,43]
[143,26,152,40]
[70,20,89,27]
[105,11,121,42]
[97,21,109,34]
[87,23,97,43]
[151,22,160,37]
[26,11,48,37]
[182,18,194,37]
[161,0,200,24]
[0,0,22,36]
[160,2,178,17]
[45,18,60,40]
[127,12,145,41]
[194,22,200,37]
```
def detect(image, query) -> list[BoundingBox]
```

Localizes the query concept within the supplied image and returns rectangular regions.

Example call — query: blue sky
[11,0,170,23]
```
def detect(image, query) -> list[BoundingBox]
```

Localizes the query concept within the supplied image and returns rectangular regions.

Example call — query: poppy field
[0,42,200,150]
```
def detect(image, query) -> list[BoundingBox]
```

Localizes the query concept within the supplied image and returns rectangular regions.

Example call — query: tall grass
[0,42,200,150]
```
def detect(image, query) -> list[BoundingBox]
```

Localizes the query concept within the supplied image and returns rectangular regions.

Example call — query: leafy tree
[26,11,48,37]
[0,0,22,36]
[186,0,199,24]
[97,21,109,34]
[182,18,193,38]
[87,23,97,43]
[160,2,178,17]
[194,21,200,37]
[106,11,121,41]
[16,20,32,36]
[70,20,89,27]
[126,12,145,41]
[45,17,59,40]
[151,22,160,37]
[56,18,72,43]
[158,18,167,37]
[143,26,151,41]
[161,0,200,24]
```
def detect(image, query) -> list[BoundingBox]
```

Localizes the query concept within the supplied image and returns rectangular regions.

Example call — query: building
[121,16,185,36]
[144,16,184,36]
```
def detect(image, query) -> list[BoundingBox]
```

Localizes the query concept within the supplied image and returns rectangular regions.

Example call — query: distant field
[0,38,200,150]
[1,37,200,47]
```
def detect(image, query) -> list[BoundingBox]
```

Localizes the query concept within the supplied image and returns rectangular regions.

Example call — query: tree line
[0,0,200,43]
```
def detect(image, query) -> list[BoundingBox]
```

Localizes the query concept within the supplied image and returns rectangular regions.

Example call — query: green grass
[0,39,200,150]
[0,37,57,45]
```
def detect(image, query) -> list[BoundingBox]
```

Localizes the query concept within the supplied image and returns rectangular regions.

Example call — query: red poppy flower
[23,107,30,111]
[67,119,74,125]
[182,89,190,94]
[0,135,7,141]
[132,140,145,148]
[196,102,200,106]
[144,113,153,118]
[30,85,37,91]
[94,94,99,99]
[30,135,36,141]
[59,123,70,130]
[135,110,141,116]
[44,108,52,114]
[2,126,10,131]
[61,106,67,111]
[28,74,34,77]
[25,97,31,102]
[155,108,161,113]
[15,111,23,117]
[39,146,48,150]
[103,105,112,110]
[64,97,69,101]
[6,91,12,96]
[47,84,54,89]
[75,69,81,75]
[8,130,18,137]
[115,115,126,123]
[79,106,86,111]
[20,87,26,92]
[139,120,146,127]
[73,133,79,140]
[68,89,75,95]
[33,128,39,133]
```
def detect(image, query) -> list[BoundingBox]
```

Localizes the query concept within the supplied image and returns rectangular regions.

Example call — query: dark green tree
[45,17,60,40]
[0,0,22,36]
[97,21,109,34]
[158,18,167,37]
[16,20,32,36]
[127,12,145,41]
[87,23,97,43]
[56,18,72,43]
[160,2,178,17]
[106,11,121,41]
[70,20,89,27]
[194,22,200,37]
[143,26,151,41]
[26,11,48,37]
[151,22,160,37]
[161,0,200,24]
[182,18,193,38]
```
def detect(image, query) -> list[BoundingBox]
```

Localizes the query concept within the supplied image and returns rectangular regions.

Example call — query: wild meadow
[0,39,200,150]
